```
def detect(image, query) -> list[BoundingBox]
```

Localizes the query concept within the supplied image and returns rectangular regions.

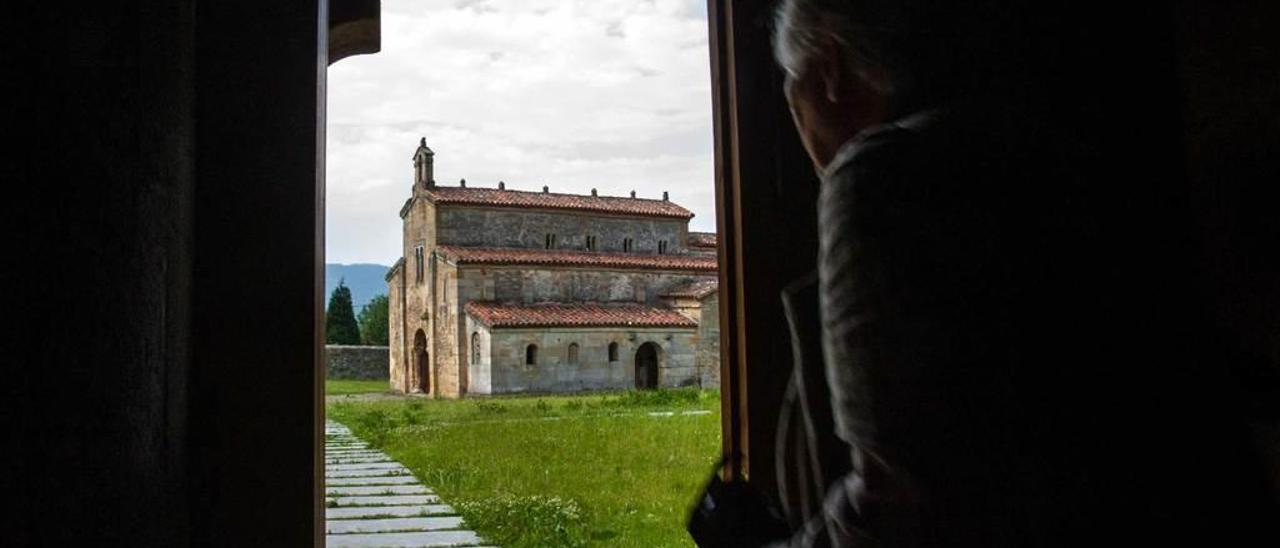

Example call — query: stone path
[325,421,492,547]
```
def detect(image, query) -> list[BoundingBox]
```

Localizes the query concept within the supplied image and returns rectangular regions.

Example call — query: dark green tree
[358,294,390,346]
[325,278,361,345]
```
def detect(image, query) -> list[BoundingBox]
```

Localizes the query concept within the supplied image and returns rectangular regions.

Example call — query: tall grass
[328,388,721,547]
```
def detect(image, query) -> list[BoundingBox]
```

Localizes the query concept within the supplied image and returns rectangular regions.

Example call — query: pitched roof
[465,302,697,329]
[688,232,718,248]
[660,279,719,300]
[437,246,718,272]
[385,257,405,281]
[421,186,694,220]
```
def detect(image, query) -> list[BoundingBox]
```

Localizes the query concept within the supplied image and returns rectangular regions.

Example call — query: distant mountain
[326,263,390,313]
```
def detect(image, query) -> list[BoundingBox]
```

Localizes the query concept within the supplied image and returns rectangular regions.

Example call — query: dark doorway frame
[413,329,430,394]
[193,0,1280,544]
[11,0,1278,545]
[635,342,660,389]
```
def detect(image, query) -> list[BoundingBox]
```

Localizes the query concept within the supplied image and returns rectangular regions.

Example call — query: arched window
[545,234,557,249]
[567,343,579,364]
[471,332,481,364]
[658,240,668,254]
[608,342,619,362]
[623,238,633,252]
[526,344,538,366]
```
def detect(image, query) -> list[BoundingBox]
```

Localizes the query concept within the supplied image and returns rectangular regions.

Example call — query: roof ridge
[432,185,673,203]
[421,186,695,220]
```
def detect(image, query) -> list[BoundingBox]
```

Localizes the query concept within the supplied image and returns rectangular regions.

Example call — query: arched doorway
[413,329,430,394]
[635,342,660,389]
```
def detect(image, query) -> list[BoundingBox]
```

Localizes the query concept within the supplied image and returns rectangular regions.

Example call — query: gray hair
[773,0,953,107]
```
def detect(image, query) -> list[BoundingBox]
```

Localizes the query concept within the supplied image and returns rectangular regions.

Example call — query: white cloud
[326,0,715,264]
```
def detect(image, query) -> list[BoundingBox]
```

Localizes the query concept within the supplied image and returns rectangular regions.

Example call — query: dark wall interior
[6,1,325,545]
[709,0,822,485]
[189,1,326,546]
[6,1,197,545]
[1176,1,1280,495]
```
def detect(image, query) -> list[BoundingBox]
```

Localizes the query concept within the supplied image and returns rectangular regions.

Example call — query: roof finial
[498,181,505,190]
[663,191,669,201]
[460,178,466,187]
[591,188,598,197]
[543,185,549,193]
[630,190,636,198]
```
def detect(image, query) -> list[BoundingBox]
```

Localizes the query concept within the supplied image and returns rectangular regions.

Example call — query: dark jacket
[771,109,1277,547]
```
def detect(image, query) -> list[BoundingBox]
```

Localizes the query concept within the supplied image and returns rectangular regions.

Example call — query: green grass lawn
[327,389,722,547]
[325,378,391,395]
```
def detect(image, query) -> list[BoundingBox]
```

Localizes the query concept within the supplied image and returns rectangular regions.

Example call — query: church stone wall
[453,265,713,306]
[399,196,436,394]
[464,319,494,395]
[697,294,721,388]
[437,206,688,255]
[433,260,463,397]
[325,345,390,380]
[388,264,406,391]
[482,328,699,394]
[661,294,722,389]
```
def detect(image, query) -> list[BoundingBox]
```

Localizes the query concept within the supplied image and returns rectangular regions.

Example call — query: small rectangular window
[414,245,425,283]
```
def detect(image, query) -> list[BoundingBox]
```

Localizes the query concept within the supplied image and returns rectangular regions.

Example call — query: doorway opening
[635,342,660,390]
[413,329,429,394]
[322,2,723,545]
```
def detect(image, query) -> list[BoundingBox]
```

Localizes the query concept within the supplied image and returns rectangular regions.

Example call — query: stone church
[387,139,720,397]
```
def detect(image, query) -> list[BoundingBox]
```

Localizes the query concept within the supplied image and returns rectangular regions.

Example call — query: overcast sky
[326,0,715,265]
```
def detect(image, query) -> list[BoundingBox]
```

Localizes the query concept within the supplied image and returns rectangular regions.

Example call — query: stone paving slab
[325,530,484,547]
[326,456,391,463]
[326,516,464,535]
[327,468,414,479]
[328,461,409,471]
[326,455,386,461]
[326,475,422,486]
[327,494,441,507]
[326,504,456,520]
[325,420,489,546]
[327,485,433,496]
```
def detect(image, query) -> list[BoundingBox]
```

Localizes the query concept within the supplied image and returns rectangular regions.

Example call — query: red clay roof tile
[422,186,695,219]
[465,302,697,329]
[437,246,717,272]
[660,279,719,300]
[687,232,718,248]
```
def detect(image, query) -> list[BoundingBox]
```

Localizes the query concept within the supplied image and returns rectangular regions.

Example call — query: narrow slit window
[608,342,619,362]
[526,344,538,366]
[414,245,425,283]
[568,343,579,364]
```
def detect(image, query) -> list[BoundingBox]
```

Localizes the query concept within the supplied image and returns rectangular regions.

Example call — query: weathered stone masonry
[325,345,390,380]
[388,139,720,397]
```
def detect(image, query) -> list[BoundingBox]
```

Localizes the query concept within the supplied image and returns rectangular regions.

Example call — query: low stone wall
[325,345,389,380]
